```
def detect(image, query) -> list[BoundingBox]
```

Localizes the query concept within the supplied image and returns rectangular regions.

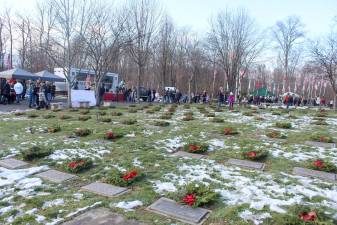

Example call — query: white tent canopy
[282,92,300,97]
[35,70,65,82]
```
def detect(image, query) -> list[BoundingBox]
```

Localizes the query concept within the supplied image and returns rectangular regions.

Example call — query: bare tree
[208,8,264,99]
[41,0,91,107]
[125,0,161,102]
[156,15,176,90]
[272,16,304,93]
[311,33,337,110]
[5,9,13,69]
[81,2,127,105]
[0,14,7,71]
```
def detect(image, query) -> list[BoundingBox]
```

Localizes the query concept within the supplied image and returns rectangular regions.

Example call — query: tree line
[0,0,336,108]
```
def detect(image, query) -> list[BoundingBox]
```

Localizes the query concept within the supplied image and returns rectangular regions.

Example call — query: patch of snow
[152,181,177,193]
[112,200,143,211]
[42,198,65,209]
[239,210,271,225]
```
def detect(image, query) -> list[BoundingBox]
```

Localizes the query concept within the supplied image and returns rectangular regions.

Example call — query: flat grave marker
[227,158,265,171]
[147,197,210,225]
[36,169,77,183]
[81,182,128,197]
[172,151,206,159]
[305,141,336,148]
[0,158,28,169]
[63,207,147,225]
[293,167,336,181]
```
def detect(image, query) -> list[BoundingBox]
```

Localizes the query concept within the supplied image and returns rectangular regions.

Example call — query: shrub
[153,106,161,111]
[128,108,138,113]
[307,159,337,173]
[183,143,208,154]
[22,146,53,161]
[146,110,155,114]
[47,124,61,133]
[266,130,287,139]
[121,118,137,125]
[42,114,55,119]
[272,205,334,225]
[111,112,122,116]
[272,111,281,116]
[255,116,265,121]
[78,115,91,121]
[184,112,193,117]
[206,113,215,117]
[310,134,334,143]
[275,122,292,129]
[315,112,326,118]
[243,111,253,116]
[183,104,191,109]
[74,128,91,137]
[153,121,170,127]
[182,115,194,121]
[99,117,112,123]
[65,158,93,173]
[52,109,62,112]
[105,131,124,140]
[168,107,176,113]
[14,112,26,116]
[160,114,172,120]
[60,114,72,120]
[223,127,239,135]
[211,117,224,123]
[96,111,107,116]
[177,182,219,208]
[27,113,38,118]
[104,168,144,187]
[80,109,90,115]
[241,149,268,161]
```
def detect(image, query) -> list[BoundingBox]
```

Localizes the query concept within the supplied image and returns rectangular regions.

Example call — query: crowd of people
[1,77,334,110]
[0,79,56,109]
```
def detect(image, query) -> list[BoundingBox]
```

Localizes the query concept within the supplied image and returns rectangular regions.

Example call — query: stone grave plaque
[36,170,77,183]
[147,197,210,225]
[63,207,147,225]
[172,151,206,159]
[293,167,336,181]
[81,182,128,197]
[0,158,28,169]
[227,158,265,170]
[305,141,336,148]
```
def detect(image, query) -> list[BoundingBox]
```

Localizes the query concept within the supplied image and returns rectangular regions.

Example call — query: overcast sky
[1,0,336,67]
[1,0,336,39]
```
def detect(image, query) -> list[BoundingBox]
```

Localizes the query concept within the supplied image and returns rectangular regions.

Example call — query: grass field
[0,104,336,225]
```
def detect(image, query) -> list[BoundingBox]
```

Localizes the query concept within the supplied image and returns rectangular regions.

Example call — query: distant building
[54,67,119,93]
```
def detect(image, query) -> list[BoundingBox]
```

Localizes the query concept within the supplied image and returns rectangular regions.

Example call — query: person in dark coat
[217,87,224,108]
[2,80,10,104]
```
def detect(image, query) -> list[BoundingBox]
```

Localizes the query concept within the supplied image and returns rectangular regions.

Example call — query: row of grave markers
[0,158,211,225]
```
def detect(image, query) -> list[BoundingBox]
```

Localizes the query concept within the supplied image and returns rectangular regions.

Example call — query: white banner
[71,90,96,107]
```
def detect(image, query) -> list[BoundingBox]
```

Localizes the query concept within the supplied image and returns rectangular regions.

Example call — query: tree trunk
[334,94,337,111]
[188,77,192,103]
[95,85,100,106]
[67,81,72,108]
